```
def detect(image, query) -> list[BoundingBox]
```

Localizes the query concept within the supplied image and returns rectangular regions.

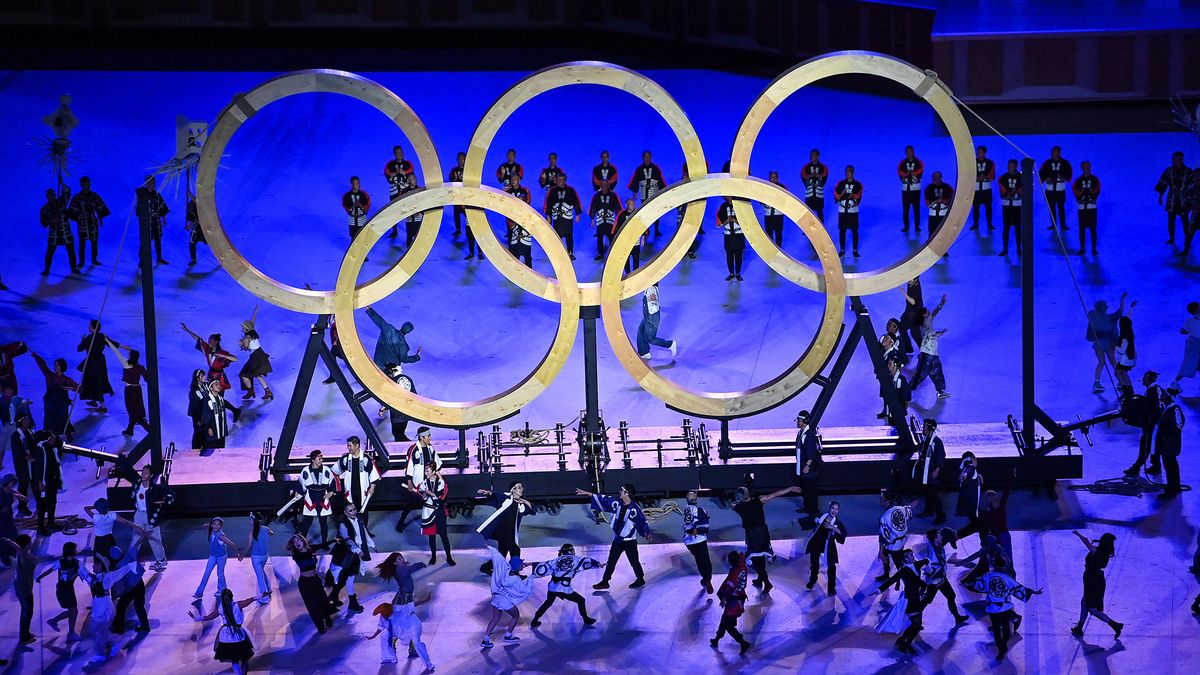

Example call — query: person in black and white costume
[189,588,263,675]
[885,356,912,424]
[382,362,416,442]
[913,418,947,525]
[805,500,847,596]
[971,146,995,231]
[578,484,654,590]
[801,149,829,223]
[132,465,173,571]
[763,171,787,246]
[731,483,800,593]
[877,490,918,581]
[200,379,236,450]
[955,452,983,534]
[677,489,713,593]
[475,481,533,574]
[294,450,335,543]
[922,526,970,625]
[794,409,822,524]
[333,435,380,528]
[1152,391,1185,497]
[329,500,374,615]
[998,158,1023,256]
[628,150,665,236]
[717,196,746,281]
[395,427,441,532]
[530,543,603,628]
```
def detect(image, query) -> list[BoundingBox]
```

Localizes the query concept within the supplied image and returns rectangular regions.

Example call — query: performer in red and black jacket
[448,151,466,236]
[628,151,664,235]
[496,148,522,190]
[544,174,582,260]
[997,159,1022,257]
[613,197,643,273]
[590,182,621,260]
[592,151,618,193]
[538,152,564,192]
[972,146,995,231]
[342,176,371,244]
[898,146,924,233]
[1154,151,1190,245]
[802,149,829,224]
[924,172,954,246]
[505,174,532,266]
[1039,146,1072,231]
[834,165,863,258]
[384,145,414,201]
[1073,161,1101,255]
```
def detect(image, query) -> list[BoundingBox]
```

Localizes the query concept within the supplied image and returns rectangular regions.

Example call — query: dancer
[333,435,379,526]
[448,150,466,235]
[1126,371,1169,477]
[0,475,29,566]
[84,497,143,559]
[794,409,822,522]
[385,145,414,201]
[545,173,582,260]
[30,352,77,440]
[396,426,441,531]
[1113,315,1137,392]
[68,176,109,265]
[912,418,947,524]
[834,165,863,257]
[1085,292,1131,393]
[367,601,434,669]
[107,533,151,634]
[1,533,38,646]
[1039,145,1072,230]
[33,430,64,534]
[503,173,531,260]
[871,548,931,655]
[717,196,746,279]
[971,146,995,231]
[247,512,273,604]
[384,363,417,441]
[343,175,371,243]
[329,501,372,614]
[237,316,273,401]
[899,276,924,350]
[475,481,532,573]
[135,175,170,265]
[200,379,237,449]
[0,339,28,392]
[76,320,121,413]
[107,343,149,435]
[924,171,954,242]
[8,414,37,515]
[911,294,951,398]
[877,490,918,580]
[295,449,336,543]
[40,187,80,275]
[711,551,752,655]
[189,588,261,675]
[1156,151,1191,244]
[578,484,653,589]
[1167,301,1200,396]
[802,148,829,223]
[366,305,421,382]
[678,489,713,593]
[592,150,617,192]
[373,551,433,662]
[35,540,84,642]
[969,556,1042,660]
[182,323,238,392]
[416,462,454,565]
[132,465,171,570]
[731,483,800,593]
[805,500,847,596]
[1074,161,1101,255]
[481,545,534,648]
[530,543,602,627]
[1071,530,1124,638]
[187,369,209,449]
[286,534,335,633]
[922,527,969,624]
[496,148,522,189]
[636,282,677,360]
[998,158,1023,256]
[538,152,564,194]
[186,199,208,266]
[955,452,983,533]
[195,516,242,599]
[898,146,923,232]
[764,170,787,246]
[590,180,620,260]
[79,557,117,664]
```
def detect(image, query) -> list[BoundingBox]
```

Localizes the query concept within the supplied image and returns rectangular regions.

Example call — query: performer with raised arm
[107,342,149,435]
[475,481,533,574]
[636,282,677,361]
[481,545,534,648]
[805,500,847,596]
[530,543,602,627]
[871,548,932,655]
[1071,530,1124,638]
[731,483,801,593]
[577,483,653,590]
[41,187,79,275]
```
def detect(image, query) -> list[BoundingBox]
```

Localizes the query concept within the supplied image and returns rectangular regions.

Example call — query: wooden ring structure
[600,175,846,418]
[461,61,708,307]
[332,184,580,427]
[728,51,975,296]
[196,69,443,314]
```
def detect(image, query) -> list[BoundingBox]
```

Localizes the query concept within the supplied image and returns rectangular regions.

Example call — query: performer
[189,589,261,675]
[32,431,64,534]
[922,527,970,624]
[870,549,931,655]
[475,481,533,573]
[286,534,336,633]
[418,462,455,565]
[636,283,677,360]
[877,490,918,580]
[373,551,431,660]
[194,516,242,599]
[246,512,273,603]
[106,533,154,634]
[30,352,77,440]
[75,320,120,412]
[367,306,421,377]
[384,145,414,201]
[674,489,714,593]
[612,197,645,273]
[401,176,425,248]
[592,150,618,193]
[834,165,863,258]
[878,337,909,420]
[1087,293,1131,393]
[711,551,752,655]
[237,312,273,401]
[1156,151,1190,244]
[41,187,80,275]
[8,413,37,514]
[682,161,702,259]
[395,426,442,531]
[496,148,523,189]
[78,558,116,664]
[200,379,237,449]
[0,339,28,393]
[187,369,209,449]
[0,475,29,566]
[629,150,665,235]
[182,323,238,391]
[924,171,954,242]
[794,409,822,521]
[329,501,373,614]
[481,545,534,647]
[1073,160,1102,255]
[84,497,143,562]
[367,601,434,669]
[912,418,947,524]
[1039,146,1072,230]
[333,435,380,526]
[731,484,800,593]
[802,148,829,223]
[1125,370,1168,476]
[898,146,924,232]
[998,158,1023,256]
[717,196,746,279]
[972,146,995,231]
[578,484,654,589]
[590,181,620,260]
[764,170,787,246]
[135,175,170,265]
[448,150,466,235]
[969,557,1042,660]
[899,276,925,350]
[107,344,149,435]
[185,198,208,266]
[805,501,847,596]
[1183,166,1200,256]
[1071,530,1124,638]
[1152,392,1185,496]
[295,450,336,543]
[1168,301,1200,396]
[342,176,371,243]
[530,543,602,627]
[35,540,84,642]
[2,533,37,645]
[67,176,109,265]
[132,465,172,571]
[911,294,951,398]
[955,452,983,532]
[502,173,533,264]
[544,173,582,260]
[1113,315,1137,392]
[538,152,564,193]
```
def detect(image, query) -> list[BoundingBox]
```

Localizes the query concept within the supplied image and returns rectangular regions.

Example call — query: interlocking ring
[601,175,844,418]
[729,51,974,295]
[195,69,443,314]
[198,52,972,426]
[461,62,709,306]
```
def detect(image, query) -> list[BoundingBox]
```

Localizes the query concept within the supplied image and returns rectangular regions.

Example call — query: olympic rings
[196,69,443,314]
[461,62,709,307]
[728,51,975,296]
[601,175,845,418]
[332,185,580,427]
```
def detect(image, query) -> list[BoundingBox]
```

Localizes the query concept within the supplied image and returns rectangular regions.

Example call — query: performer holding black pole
[334,435,379,528]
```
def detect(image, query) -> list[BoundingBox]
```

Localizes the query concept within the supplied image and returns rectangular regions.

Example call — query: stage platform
[109,422,1082,515]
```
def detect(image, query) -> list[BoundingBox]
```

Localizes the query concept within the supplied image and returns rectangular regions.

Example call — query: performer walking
[1039,146,1072,230]
[545,173,582,260]
[135,175,170,265]
[1156,151,1191,244]
[194,516,242,599]
[107,533,152,634]
[418,463,455,565]
[998,158,1023,256]
[67,176,109,265]
[731,483,800,593]
[805,501,847,596]
[41,187,79,275]
[913,418,947,524]
[578,484,654,589]
[911,294,951,398]
[189,588,262,675]
[475,481,533,574]
[286,534,336,633]
[1086,293,1131,393]
[590,181,620,260]
[969,557,1042,660]
[718,196,747,279]
[972,146,995,231]
[898,146,924,232]
[79,557,117,664]
[1074,160,1102,255]
[636,282,677,360]
[870,549,931,655]
[333,435,379,527]
[877,490,918,580]
[342,176,371,243]
[481,545,534,648]
[187,369,209,449]
[108,343,149,435]
[530,543,602,627]
[1167,301,1200,396]
[922,527,970,624]
[678,489,714,593]
[200,379,238,449]
[794,409,822,522]
[328,501,373,614]
[35,540,85,642]
[85,497,144,561]
[76,320,121,413]
[711,551,752,655]
[1071,530,1124,638]
[834,165,863,257]
[237,312,273,401]
[802,149,829,223]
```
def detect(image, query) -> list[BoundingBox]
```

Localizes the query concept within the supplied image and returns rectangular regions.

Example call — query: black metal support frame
[127,206,163,472]
[1021,157,1036,452]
